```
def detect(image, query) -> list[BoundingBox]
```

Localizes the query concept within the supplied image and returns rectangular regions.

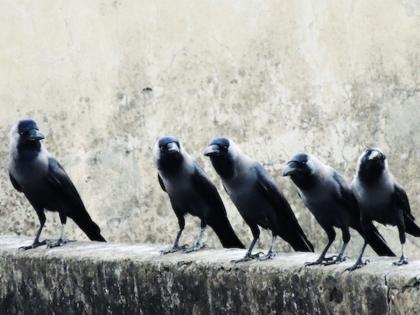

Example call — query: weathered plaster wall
[1,236,420,315]
[0,1,419,257]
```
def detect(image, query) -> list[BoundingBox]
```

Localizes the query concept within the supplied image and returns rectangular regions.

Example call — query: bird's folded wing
[9,172,22,192]
[332,171,360,218]
[393,183,414,220]
[255,163,299,224]
[46,157,86,210]
[191,162,228,217]
[158,174,167,192]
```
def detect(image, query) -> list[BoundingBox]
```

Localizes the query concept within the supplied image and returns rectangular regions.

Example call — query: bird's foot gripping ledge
[1,235,420,315]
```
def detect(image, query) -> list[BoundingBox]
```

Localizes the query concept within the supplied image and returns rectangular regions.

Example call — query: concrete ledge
[0,236,419,315]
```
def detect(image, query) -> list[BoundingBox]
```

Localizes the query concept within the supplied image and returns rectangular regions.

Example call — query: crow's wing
[9,172,22,192]
[158,174,167,192]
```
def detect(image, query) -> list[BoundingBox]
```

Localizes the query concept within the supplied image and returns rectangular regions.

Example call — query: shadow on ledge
[0,235,419,315]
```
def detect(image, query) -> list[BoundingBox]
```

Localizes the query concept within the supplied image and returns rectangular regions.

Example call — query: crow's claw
[258,250,277,261]
[232,251,264,263]
[322,255,348,266]
[345,258,370,272]
[392,257,408,266]
[47,239,69,248]
[305,255,337,267]
[184,243,206,253]
[18,240,47,251]
[160,244,189,255]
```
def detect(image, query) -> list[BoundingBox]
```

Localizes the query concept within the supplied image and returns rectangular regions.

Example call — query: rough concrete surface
[0,1,420,258]
[1,236,420,315]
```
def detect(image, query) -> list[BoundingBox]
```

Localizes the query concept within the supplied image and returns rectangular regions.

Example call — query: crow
[283,153,395,266]
[9,119,106,249]
[153,136,244,253]
[348,148,420,270]
[204,137,314,262]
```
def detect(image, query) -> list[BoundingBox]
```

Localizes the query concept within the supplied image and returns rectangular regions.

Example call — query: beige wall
[0,0,419,257]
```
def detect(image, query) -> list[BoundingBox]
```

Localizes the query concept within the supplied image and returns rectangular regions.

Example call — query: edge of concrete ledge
[1,235,420,315]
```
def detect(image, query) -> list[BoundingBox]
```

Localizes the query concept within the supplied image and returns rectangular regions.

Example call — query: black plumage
[204,137,314,262]
[9,119,106,249]
[154,136,244,253]
[348,148,420,270]
[283,153,395,266]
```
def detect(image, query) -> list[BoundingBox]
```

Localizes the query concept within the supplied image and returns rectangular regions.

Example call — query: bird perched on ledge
[153,136,244,253]
[348,148,420,271]
[204,137,314,263]
[283,153,395,267]
[8,119,106,249]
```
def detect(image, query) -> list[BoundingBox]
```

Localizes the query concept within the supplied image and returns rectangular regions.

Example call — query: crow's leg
[324,227,350,265]
[259,234,277,261]
[232,223,263,263]
[346,217,374,271]
[161,216,189,254]
[345,241,369,271]
[48,213,71,248]
[393,223,408,266]
[184,222,207,253]
[19,209,47,250]
[305,225,336,266]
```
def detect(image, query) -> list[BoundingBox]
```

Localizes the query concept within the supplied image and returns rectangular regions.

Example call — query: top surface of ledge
[1,235,419,281]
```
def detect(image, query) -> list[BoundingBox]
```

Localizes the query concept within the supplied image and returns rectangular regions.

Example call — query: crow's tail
[70,209,106,242]
[405,216,420,237]
[282,228,315,252]
[355,224,395,256]
[208,216,245,249]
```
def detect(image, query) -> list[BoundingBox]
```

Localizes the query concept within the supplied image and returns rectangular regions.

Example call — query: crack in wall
[384,271,391,315]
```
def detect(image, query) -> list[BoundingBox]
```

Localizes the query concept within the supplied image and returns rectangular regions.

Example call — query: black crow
[283,153,395,266]
[348,148,420,270]
[204,137,314,263]
[153,136,244,254]
[9,119,106,249]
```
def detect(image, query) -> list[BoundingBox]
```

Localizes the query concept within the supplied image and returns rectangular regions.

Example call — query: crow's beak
[27,129,45,141]
[204,144,221,157]
[166,142,179,153]
[368,150,380,160]
[283,162,297,176]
